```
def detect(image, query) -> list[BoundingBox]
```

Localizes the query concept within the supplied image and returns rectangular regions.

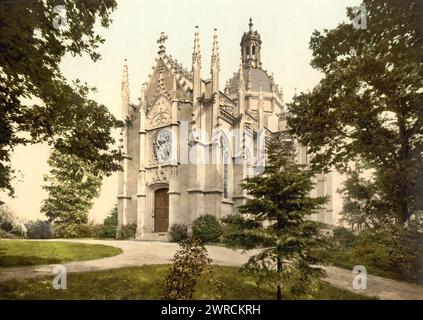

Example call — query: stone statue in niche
[153,129,171,164]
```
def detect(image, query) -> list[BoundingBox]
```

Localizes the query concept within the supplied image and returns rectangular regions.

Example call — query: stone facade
[117,20,343,238]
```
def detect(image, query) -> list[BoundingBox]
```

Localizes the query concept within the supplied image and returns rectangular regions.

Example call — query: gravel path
[1,239,422,300]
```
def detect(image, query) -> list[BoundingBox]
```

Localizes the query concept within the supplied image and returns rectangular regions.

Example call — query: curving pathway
[0,239,422,300]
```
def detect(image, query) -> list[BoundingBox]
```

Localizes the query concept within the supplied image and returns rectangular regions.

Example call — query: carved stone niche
[150,95,171,127]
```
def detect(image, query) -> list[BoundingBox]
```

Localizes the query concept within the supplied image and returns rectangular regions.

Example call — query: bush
[53,222,103,238]
[0,229,17,239]
[116,223,137,240]
[25,220,53,239]
[0,206,24,237]
[346,225,423,283]
[169,224,189,242]
[192,214,222,243]
[314,220,423,284]
[100,206,118,238]
[161,239,212,299]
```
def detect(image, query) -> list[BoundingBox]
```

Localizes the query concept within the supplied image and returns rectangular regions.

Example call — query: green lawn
[0,265,374,300]
[0,240,122,267]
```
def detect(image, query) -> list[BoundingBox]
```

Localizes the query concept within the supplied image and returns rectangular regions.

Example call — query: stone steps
[137,232,169,242]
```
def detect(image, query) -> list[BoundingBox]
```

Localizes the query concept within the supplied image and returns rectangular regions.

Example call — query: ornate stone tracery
[149,95,171,127]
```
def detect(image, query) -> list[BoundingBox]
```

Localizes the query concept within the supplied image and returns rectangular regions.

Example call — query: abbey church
[117,19,343,238]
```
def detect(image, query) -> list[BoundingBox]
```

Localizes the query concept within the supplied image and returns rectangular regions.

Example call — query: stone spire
[238,57,244,92]
[192,26,201,103]
[211,28,220,93]
[192,26,201,67]
[211,28,220,71]
[192,26,202,135]
[238,57,246,118]
[121,59,130,119]
[211,28,220,128]
[157,32,168,56]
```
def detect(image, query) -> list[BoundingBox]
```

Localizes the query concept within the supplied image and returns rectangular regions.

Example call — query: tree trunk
[276,254,282,300]
[396,109,411,225]
[396,194,409,225]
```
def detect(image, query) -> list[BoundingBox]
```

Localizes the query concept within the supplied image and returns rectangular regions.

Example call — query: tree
[224,133,326,300]
[41,148,102,232]
[101,205,118,238]
[339,170,393,230]
[0,0,121,203]
[287,0,423,224]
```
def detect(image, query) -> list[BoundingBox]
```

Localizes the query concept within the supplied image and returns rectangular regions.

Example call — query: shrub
[0,206,24,237]
[169,224,189,242]
[346,225,423,283]
[100,206,118,238]
[192,215,222,243]
[25,220,53,239]
[0,229,17,239]
[161,239,212,299]
[314,219,423,284]
[53,222,102,238]
[116,223,137,240]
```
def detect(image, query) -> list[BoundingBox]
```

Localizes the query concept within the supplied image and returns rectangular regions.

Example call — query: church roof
[227,67,279,96]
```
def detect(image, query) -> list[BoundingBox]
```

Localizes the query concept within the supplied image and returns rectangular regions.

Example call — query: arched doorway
[154,188,169,232]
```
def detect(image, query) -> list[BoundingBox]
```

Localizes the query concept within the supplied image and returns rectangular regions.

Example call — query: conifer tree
[224,133,326,299]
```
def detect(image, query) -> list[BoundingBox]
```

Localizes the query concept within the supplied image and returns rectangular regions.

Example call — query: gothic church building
[117,20,342,238]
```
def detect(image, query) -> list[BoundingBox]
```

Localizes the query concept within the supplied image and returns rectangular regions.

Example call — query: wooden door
[154,188,169,232]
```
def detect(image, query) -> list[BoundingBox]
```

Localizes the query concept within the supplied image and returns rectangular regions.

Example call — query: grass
[0,265,374,300]
[0,240,122,267]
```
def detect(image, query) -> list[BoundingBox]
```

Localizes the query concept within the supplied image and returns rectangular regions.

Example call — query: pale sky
[3,0,362,222]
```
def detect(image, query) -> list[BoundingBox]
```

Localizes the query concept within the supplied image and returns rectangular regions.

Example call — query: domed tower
[224,18,284,134]
[241,18,262,68]
[226,18,282,100]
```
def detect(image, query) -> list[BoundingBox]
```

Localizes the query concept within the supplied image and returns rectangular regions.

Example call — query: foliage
[339,170,394,230]
[168,223,189,242]
[53,221,102,239]
[100,205,118,238]
[161,239,212,300]
[0,206,24,237]
[192,214,222,243]
[116,223,137,240]
[25,220,53,239]
[222,214,264,248]
[0,0,121,203]
[41,149,102,231]
[0,229,17,239]
[287,0,423,225]
[0,240,122,267]
[316,217,423,284]
[225,133,327,299]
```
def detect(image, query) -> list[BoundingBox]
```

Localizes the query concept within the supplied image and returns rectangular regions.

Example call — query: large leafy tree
[287,0,423,224]
[41,148,102,228]
[0,0,121,203]
[339,170,393,230]
[224,134,326,300]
